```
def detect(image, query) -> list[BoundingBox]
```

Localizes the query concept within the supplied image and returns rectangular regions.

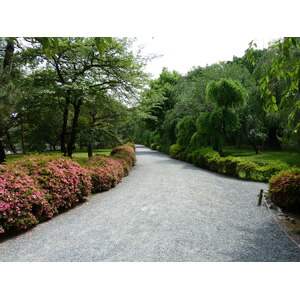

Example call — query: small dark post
[258,189,263,206]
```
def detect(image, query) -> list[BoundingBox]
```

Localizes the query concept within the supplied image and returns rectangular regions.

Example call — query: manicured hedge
[161,144,290,183]
[154,142,299,211]
[0,144,136,234]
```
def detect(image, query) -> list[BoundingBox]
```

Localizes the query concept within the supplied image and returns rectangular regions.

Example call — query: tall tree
[0,38,16,163]
[21,37,148,156]
[199,79,248,155]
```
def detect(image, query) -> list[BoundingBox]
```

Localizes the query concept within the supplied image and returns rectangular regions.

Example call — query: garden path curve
[1,145,300,261]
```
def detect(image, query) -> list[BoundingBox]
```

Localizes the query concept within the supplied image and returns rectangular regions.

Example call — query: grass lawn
[5,148,112,165]
[72,148,112,164]
[223,146,300,167]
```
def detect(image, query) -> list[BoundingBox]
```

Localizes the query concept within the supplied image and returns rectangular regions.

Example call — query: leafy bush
[1,143,136,234]
[0,165,51,233]
[181,147,288,182]
[150,143,160,150]
[236,161,260,180]
[87,144,136,193]
[11,156,92,212]
[110,145,135,155]
[258,160,289,181]
[218,156,241,177]
[186,149,220,169]
[269,168,300,211]
[169,144,188,160]
[85,156,125,193]
[156,144,170,154]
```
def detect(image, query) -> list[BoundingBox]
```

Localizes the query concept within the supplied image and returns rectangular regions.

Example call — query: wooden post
[258,189,263,206]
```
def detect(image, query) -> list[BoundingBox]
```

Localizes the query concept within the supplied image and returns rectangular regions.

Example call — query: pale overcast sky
[135,36,279,79]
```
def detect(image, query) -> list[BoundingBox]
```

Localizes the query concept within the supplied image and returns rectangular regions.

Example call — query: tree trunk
[5,127,16,153]
[20,116,26,154]
[0,140,6,164]
[87,141,93,159]
[0,38,15,163]
[251,143,261,155]
[2,38,15,84]
[60,93,71,155]
[67,100,82,157]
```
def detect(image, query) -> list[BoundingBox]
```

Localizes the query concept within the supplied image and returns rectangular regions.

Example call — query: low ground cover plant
[0,143,136,235]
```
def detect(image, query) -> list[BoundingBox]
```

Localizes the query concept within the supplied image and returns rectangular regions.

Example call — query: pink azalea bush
[11,156,92,212]
[85,144,136,193]
[0,165,52,233]
[111,144,137,167]
[85,156,125,192]
[1,144,136,234]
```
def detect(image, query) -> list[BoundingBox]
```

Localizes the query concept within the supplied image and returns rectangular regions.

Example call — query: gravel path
[1,145,300,261]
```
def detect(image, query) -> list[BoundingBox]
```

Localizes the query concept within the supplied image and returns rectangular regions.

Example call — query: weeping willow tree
[197,79,248,155]
[175,116,196,147]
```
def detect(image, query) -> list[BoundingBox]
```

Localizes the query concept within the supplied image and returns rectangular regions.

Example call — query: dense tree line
[1,37,299,164]
[134,38,300,156]
[0,37,148,163]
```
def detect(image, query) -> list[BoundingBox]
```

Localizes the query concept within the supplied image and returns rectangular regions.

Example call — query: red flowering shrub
[1,144,135,234]
[85,156,125,193]
[111,145,136,167]
[11,156,92,212]
[110,145,135,155]
[269,168,300,211]
[0,165,52,233]
[126,142,135,150]
[85,144,136,193]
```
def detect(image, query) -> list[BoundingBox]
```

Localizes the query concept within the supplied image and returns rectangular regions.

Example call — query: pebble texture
[1,145,300,261]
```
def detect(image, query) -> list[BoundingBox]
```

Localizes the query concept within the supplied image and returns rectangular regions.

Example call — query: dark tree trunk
[87,141,93,159]
[250,143,261,155]
[5,127,16,153]
[0,39,15,163]
[60,93,71,155]
[2,38,15,84]
[268,127,281,149]
[20,116,26,154]
[0,140,6,164]
[67,100,82,157]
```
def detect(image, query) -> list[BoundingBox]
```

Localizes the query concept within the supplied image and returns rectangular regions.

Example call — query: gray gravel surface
[1,145,300,261]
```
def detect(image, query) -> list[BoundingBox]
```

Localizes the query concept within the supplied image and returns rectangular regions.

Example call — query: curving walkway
[1,145,300,261]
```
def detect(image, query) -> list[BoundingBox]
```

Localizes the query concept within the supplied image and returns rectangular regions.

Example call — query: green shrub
[161,145,170,155]
[186,149,220,169]
[269,168,300,211]
[170,144,186,159]
[150,143,160,150]
[206,155,220,172]
[218,156,241,177]
[258,160,289,181]
[237,161,260,180]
